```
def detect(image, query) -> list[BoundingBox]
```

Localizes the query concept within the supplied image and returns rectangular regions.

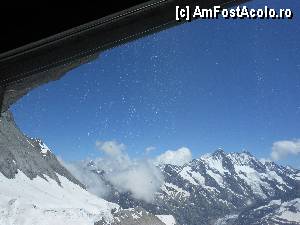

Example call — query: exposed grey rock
[0,110,83,187]
[0,52,99,183]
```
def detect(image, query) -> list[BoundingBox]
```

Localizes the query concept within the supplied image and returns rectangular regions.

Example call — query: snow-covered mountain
[0,110,176,225]
[234,191,300,225]
[0,110,117,225]
[0,169,118,225]
[2,108,299,225]
[81,149,300,225]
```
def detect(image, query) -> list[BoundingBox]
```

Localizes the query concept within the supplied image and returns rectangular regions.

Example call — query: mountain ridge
[1,107,299,225]
[0,110,84,187]
[77,148,300,225]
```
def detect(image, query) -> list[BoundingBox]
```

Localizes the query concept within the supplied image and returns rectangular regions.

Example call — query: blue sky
[12,0,300,167]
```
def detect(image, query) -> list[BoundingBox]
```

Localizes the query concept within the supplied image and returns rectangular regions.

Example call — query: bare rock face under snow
[0,110,83,187]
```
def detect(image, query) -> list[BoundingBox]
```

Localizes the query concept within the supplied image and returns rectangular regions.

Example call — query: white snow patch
[39,142,51,154]
[179,166,206,187]
[207,170,224,187]
[0,171,118,225]
[179,167,198,185]
[190,171,206,186]
[254,200,282,211]
[278,210,300,222]
[201,156,228,175]
[266,170,291,190]
[131,211,142,220]
[214,214,238,225]
[234,165,270,198]
[274,198,300,223]
[156,215,177,225]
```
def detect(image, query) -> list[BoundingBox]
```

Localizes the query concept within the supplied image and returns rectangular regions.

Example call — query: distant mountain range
[0,109,299,225]
[81,149,300,225]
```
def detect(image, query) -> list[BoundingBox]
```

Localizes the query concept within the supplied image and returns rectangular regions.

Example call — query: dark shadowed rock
[1,54,98,112]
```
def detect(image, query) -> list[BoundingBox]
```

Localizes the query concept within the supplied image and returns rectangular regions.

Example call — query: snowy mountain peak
[2,108,299,225]
[212,148,226,156]
[71,148,300,225]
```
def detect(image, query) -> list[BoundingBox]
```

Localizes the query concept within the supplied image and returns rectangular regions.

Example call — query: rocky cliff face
[0,110,84,186]
[0,54,99,185]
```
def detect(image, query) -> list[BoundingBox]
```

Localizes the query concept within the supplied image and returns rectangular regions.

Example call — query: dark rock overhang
[0,0,250,112]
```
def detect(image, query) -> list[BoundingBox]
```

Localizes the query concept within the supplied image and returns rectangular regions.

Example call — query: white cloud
[63,141,194,202]
[155,147,192,166]
[145,146,156,153]
[96,140,125,157]
[65,140,164,203]
[271,139,300,161]
[108,160,163,202]
[59,158,109,197]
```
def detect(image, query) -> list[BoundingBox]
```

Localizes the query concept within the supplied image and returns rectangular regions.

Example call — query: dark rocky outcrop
[1,54,98,112]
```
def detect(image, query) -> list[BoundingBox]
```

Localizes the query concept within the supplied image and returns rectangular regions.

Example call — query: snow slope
[0,170,118,225]
[235,197,300,225]
[156,215,177,225]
